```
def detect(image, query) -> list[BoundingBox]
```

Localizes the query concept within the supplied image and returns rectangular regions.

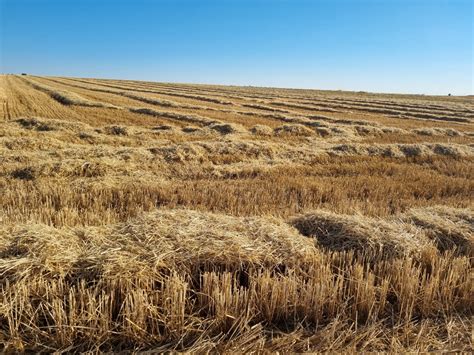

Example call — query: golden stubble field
[0,74,473,352]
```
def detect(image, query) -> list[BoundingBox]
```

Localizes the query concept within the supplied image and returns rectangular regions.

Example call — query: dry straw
[1,73,473,352]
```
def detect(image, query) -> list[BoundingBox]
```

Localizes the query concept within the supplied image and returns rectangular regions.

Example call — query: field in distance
[0,74,473,352]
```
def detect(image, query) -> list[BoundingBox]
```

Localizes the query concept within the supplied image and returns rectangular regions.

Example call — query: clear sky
[1,0,472,95]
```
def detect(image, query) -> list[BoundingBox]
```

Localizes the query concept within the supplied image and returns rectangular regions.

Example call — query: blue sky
[1,0,472,94]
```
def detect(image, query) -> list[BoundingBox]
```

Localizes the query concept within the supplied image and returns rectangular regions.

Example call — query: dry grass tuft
[15,117,55,131]
[10,166,36,181]
[413,127,462,137]
[401,206,474,256]
[152,124,175,131]
[250,124,274,136]
[274,123,314,136]
[104,125,128,136]
[209,122,247,135]
[354,125,384,136]
[289,209,435,257]
[107,209,317,267]
[181,126,204,134]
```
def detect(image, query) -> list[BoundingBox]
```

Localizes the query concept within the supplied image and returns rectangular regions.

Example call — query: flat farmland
[1,74,473,352]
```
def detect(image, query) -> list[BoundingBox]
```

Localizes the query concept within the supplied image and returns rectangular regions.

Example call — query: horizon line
[3,72,473,97]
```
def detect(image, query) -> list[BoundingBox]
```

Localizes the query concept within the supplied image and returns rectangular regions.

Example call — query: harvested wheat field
[0,74,473,352]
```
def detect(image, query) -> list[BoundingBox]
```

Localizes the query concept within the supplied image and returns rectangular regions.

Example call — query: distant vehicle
[21,73,27,75]
[448,93,451,96]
